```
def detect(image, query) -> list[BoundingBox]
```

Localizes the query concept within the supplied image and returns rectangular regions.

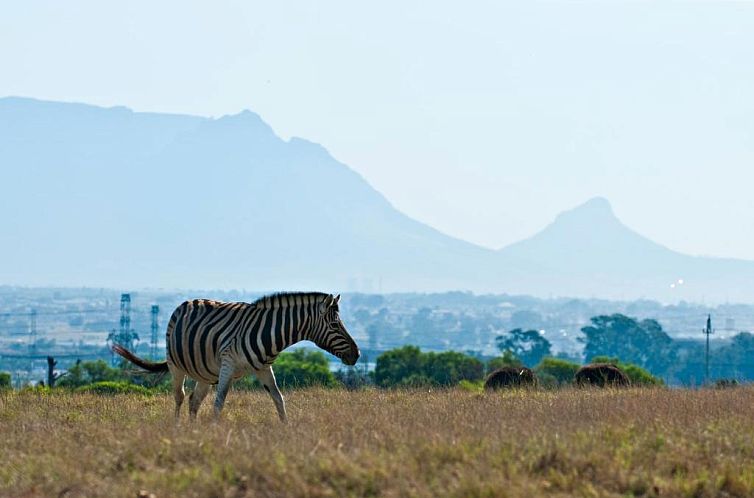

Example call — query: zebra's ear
[334,294,341,305]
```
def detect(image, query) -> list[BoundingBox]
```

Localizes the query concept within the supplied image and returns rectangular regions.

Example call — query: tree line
[2,312,750,392]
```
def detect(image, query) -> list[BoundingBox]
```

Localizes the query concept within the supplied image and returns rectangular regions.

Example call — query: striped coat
[113,292,359,421]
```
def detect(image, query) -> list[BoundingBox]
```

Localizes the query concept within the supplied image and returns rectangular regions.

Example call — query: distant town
[1,286,751,387]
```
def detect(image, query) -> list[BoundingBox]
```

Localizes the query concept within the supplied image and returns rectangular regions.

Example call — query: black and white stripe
[113,292,359,421]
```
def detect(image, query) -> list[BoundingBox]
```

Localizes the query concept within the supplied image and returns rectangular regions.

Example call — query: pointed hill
[497,197,754,301]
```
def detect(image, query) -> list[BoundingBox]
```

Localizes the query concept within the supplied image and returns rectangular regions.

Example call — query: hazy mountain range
[2,97,753,303]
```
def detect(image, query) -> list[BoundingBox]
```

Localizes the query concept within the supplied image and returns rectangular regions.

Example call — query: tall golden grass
[2,387,754,497]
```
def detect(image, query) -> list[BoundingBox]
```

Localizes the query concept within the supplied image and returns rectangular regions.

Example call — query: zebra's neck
[245,295,321,365]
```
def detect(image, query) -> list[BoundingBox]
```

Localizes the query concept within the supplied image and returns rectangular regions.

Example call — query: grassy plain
[2,387,754,498]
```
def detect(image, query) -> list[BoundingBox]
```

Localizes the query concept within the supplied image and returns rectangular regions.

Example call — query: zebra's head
[314,294,360,366]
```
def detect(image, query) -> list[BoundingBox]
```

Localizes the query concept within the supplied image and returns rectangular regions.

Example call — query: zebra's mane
[250,292,331,309]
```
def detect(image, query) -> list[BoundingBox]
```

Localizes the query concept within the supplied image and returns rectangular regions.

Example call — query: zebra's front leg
[213,357,235,421]
[255,365,287,424]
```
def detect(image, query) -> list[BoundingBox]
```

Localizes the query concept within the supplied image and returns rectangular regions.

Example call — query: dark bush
[534,357,581,387]
[0,371,11,390]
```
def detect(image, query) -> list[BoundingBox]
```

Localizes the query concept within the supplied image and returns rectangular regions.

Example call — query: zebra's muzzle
[342,347,360,366]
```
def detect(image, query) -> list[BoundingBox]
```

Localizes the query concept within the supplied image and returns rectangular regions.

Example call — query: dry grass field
[2,387,754,498]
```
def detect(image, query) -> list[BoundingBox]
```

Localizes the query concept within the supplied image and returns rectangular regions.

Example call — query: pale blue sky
[2,1,753,258]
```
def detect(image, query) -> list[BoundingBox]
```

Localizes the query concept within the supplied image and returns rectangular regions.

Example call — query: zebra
[111,292,359,422]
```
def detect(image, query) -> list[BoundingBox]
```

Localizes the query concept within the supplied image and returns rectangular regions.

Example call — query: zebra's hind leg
[255,365,287,424]
[171,367,186,422]
[188,381,211,421]
[213,357,235,421]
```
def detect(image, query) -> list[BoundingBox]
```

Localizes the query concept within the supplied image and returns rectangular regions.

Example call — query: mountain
[2,96,753,302]
[0,97,501,292]
[497,197,754,302]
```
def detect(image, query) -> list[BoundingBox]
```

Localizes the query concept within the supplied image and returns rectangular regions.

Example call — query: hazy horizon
[2,1,753,260]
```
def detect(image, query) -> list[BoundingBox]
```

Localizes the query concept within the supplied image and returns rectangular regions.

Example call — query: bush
[271,349,338,389]
[591,356,663,386]
[425,351,484,386]
[535,357,581,387]
[19,384,52,394]
[487,351,523,373]
[0,372,11,390]
[458,379,484,392]
[396,374,436,388]
[375,346,484,388]
[375,346,425,387]
[57,360,128,388]
[75,381,152,395]
[334,367,372,390]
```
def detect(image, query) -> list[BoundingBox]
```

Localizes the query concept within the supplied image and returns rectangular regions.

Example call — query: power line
[704,314,714,385]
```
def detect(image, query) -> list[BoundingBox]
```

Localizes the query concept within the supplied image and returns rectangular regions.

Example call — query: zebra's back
[167,299,252,384]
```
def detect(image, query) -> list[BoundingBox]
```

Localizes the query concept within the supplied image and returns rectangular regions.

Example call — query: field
[2,387,754,498]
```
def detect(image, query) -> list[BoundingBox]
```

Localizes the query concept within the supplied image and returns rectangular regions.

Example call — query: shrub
[535,357,581,386]
[57,360,128,388]
[375,346,425,387]
[271,349,338,389]
[375,346,484,388]
[487,351,523,373]
[0,372,11,390]
[75,381,152,395]
[396,374,436,388]
[458,379,484,392]
[424,351,484,386]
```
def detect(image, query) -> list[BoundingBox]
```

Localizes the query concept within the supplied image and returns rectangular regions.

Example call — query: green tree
[375,346,484,387]
[272,349,337,388]
[235,350,337,389]
[487,351,523,373]
[57,360,127,388]
[0,371,11,390]
[375,346,426,387]
[581,314,674,374]
[496,329,552,367]
[424,351,484,385]
[535,357,580,387]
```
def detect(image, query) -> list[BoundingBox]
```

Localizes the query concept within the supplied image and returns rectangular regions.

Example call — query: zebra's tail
[111,344,169,373]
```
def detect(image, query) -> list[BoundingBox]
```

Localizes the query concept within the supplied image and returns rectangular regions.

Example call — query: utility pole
[28,309,37,379]
[703,314,714,386]
[150,305,159,360]
[28,309,37,353]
